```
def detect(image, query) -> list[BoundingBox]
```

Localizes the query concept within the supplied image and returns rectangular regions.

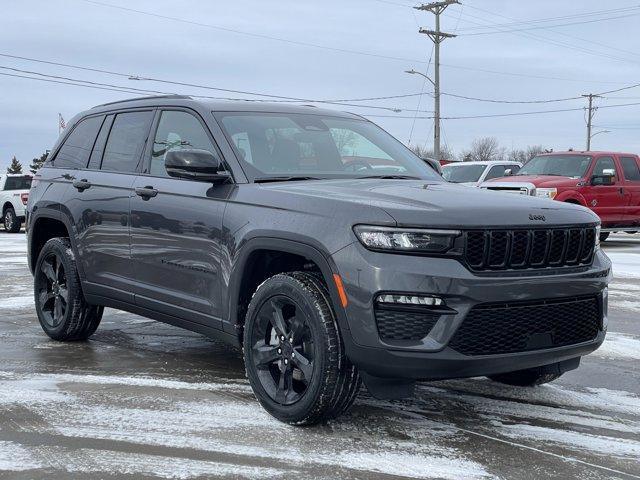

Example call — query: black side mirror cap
[165,149,230,183]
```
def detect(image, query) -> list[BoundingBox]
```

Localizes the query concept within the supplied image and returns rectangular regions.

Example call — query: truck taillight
[20,193,28,205]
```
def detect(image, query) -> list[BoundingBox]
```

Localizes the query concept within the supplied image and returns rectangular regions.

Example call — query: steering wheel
[344,160,373,172]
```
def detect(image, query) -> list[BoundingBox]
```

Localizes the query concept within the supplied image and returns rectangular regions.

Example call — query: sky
[3,0,640,170]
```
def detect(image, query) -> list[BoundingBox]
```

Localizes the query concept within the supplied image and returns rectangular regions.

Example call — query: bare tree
[409,143,455,161]
[508,145,550,164]
[461,137,505,162]
[331,129,358,155]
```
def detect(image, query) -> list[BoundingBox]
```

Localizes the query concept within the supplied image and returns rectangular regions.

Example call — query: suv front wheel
[34,238,103,341]
[243,272,360,425]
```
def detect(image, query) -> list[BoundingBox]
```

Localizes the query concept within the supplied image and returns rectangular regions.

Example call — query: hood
[488,175,583,188]
[259,179,598,228]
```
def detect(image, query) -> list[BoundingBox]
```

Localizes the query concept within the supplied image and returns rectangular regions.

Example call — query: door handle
[135,186,158,200]
[619,187,625,195]
[72,179,91,192]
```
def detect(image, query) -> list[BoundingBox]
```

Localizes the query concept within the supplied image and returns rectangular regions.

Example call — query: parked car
[1,174,31,232]
[442,161,521,186]
[481,151,640,241]
[27,96,610,425]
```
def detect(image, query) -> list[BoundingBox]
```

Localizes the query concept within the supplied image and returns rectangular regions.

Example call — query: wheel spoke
[57,285,69,303]
[292,349,313,381]
[288,316,305,340]
[53,297,63,325]
[270,300,288,336]
[39,290,55,308]
[252,341,280,367]
[275,367,293,404]
[41,260,56,282]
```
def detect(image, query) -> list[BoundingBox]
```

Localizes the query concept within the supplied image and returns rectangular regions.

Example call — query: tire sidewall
[34,239,77,338]
[244,275,330,423]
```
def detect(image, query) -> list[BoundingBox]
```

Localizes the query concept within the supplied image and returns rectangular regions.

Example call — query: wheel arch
[227,237,349,345]
[28,209,79,276]
[2,201,15,215]
[556,191,587,206]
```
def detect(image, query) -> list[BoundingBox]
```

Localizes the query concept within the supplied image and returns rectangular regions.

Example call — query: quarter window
[150,110,219,177]
[101,111,154,173]
[620,156,640,181]
[54,116,103,169]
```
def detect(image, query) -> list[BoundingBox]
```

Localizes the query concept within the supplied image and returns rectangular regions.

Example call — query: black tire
[488,367,562,387]
[33,237,103,341]
[3,207,20,233]
[599,232,610,242]
[243,272,360,425]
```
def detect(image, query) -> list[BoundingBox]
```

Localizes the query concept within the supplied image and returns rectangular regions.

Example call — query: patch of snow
[607,252,640,279]
[0,295,33,310]
[595,332,640,361]
[0,441,43,471]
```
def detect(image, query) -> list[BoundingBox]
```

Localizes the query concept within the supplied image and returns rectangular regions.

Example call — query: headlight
[535,188,558,199]
[353,225,460,253]
[595,225,601,248]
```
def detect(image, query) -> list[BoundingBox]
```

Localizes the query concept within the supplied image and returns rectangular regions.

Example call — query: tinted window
[485,165,517,180]
[592,156,617,177]
[4,176,32,190]
[620,156,640,181]
[101,111,153,173]
[54,116,103,169]
[87,115,113,170]
[151,111,218,177]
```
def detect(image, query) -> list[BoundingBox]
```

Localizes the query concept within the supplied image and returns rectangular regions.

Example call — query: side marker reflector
[333,274,348,308]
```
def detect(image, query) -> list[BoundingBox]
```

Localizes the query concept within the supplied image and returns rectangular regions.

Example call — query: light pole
[589,129,610,148]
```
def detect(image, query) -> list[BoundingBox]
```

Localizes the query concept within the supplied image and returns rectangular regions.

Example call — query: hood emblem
[529,214,546,221]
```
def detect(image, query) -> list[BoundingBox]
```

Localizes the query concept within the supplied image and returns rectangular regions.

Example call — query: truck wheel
[34,237,103,341]
[488,367,562,387]
[3,207,20,233]
[243,272,360,425]
[599,232,610,242]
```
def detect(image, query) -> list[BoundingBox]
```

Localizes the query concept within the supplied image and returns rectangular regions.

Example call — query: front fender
[555,190,587,206]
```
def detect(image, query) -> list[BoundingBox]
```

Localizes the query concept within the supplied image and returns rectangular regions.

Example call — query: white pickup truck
[0,174,32,232]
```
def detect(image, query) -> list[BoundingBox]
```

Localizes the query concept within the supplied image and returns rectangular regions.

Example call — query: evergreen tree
[29,151,49,174]
[7,156,23,174]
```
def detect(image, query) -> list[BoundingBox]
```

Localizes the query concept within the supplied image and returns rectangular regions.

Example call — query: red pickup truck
[482,151,640,241]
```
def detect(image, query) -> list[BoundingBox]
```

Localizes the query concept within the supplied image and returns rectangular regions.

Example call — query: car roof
[541,151,639,157]
[442,161,521,167]
[87,94,363,119]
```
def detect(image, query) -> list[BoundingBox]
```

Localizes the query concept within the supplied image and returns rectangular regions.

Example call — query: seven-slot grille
[464,227,596,271]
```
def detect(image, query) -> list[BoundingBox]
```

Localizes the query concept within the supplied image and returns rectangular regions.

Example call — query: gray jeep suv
[26,95,610,424]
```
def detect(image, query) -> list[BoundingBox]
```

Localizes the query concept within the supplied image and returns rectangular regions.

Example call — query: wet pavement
[0,231,638,479]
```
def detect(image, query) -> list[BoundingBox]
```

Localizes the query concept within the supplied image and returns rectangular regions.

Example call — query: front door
[130,109,231,327]
[619,155,640,225]
[583,156,625,225]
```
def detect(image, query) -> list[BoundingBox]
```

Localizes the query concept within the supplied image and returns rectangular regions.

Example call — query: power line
[442,91,583,104]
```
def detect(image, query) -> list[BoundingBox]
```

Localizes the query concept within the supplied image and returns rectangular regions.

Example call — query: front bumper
[332,243,611,379]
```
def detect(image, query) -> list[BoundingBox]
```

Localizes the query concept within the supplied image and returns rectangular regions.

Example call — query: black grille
[464,227,596,271]
[375,308,438,341]
[448,296,601,356]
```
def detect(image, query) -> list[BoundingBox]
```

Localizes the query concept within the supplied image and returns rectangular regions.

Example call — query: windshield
[3,175,32,190]
[215,112,441,182]
[442,164,485,183]
[517,155,592,178]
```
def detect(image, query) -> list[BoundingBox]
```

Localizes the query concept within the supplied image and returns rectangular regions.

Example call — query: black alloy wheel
[36,251,69,329]
[249,295,315,405]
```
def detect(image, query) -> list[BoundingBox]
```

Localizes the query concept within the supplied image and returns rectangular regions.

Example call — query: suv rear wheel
[3,207,20,233]
[34,238,103,341]
[488,367,562,386]
[243,272,360,425]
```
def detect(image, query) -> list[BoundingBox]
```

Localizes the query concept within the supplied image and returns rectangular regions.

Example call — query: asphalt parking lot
[0,232,638,480]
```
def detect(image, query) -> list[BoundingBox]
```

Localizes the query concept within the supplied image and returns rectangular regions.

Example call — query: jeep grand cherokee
[26,95,611,424]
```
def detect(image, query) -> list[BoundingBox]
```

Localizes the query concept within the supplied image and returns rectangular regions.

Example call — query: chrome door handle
[135,186,158,199]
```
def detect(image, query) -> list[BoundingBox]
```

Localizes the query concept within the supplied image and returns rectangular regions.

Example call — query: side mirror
[591,169,616,186]
[165,149,230,183]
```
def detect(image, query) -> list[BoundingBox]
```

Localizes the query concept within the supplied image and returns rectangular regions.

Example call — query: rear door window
[620,156,640,182]
[54,116,103,169]
[101,111,154,173]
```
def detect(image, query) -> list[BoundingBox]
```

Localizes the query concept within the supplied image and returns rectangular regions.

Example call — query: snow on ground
[596,332,640,361]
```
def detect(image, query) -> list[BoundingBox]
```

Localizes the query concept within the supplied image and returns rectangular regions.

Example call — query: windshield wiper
[254,176,321,183]
[360,174,420,180]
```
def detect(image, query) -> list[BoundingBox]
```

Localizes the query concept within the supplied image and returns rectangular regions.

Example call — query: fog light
[377,294,444,306]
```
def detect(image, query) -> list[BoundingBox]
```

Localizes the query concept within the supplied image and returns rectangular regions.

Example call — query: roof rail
[92,94,192,109]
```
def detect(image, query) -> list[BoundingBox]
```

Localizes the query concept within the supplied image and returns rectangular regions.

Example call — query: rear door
[619,155,640,225]
[130,108,231,327]
[64,110,154,302]
[582,155,625,225]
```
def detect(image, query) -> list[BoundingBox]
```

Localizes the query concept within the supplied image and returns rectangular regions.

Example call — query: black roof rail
[92,94,192,109]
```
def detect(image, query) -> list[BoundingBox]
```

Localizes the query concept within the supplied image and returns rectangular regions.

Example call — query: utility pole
[415,0,459,161]
[582,93,601,151]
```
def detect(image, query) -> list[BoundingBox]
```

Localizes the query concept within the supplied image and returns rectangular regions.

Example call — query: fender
[555,190,587,207]
[226,236,352,341]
